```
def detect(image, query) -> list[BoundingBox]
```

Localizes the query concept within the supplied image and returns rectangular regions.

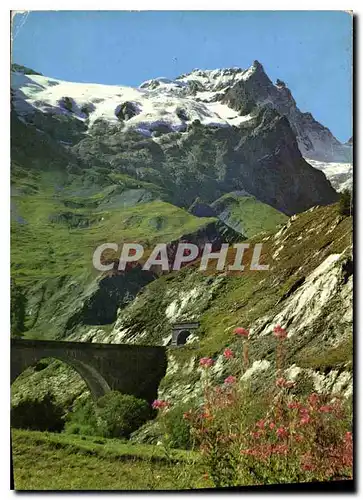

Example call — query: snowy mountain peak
[174,62,268,92]
[139,77,187,91]
[177,66,244,80]
[250,59,267,75]
[175,66,247,93]
[11,60,352,170]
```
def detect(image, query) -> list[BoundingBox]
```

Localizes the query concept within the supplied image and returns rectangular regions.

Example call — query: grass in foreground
[11,429,207,491]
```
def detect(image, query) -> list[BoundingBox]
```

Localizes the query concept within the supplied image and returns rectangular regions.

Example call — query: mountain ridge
[11,60,352,192]
[11,60,352,160]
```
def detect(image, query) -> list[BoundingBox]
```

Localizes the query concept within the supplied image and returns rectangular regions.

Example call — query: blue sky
[12,11,352,141]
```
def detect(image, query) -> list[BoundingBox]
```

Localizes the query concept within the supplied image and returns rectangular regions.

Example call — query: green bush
[64,423,98,436]
[64,395,98,436]
[65,392,151,439]
[338,189,352,216]
[11,280,27,338]
[11,392,64,432]
[161,404,193,450]
[96,392,151,439]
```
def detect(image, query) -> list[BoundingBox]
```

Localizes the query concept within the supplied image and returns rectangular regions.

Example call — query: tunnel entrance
[171,322,200,347]
[176,329,191,346]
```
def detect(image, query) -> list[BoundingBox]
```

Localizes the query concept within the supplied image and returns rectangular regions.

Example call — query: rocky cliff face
[220,60,352,163]
[119,204,353,443]
[64,105,338,215]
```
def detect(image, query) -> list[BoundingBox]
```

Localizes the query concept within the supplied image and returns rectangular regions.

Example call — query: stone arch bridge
[11,339,167,401]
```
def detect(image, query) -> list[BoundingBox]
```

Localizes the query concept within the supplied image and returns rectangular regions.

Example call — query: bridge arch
[11,353,111,400]
[11,339,167,403]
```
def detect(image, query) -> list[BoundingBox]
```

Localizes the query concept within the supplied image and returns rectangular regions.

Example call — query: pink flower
[234,327,249,338]
[256,419,266,430]
[318,405,333,413]
[223,348,234,359]
[276,377,286,388]
[152,399,169,410]
[224,375,236,385]
[199,357,214,368]
[308,393,319,407]
[345,431,352,441]
[299,406,309,416]
[273,325,287,340]
[276,426,288,439]
[269,422,276,430]
[300,415,311,425]
[287,401,300,410]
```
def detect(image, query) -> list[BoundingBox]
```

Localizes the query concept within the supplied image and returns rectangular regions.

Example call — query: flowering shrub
[152,399,170,410]
[153,325,353,487]
[223,348,234,360]
[238,391,352,485]
[234,327,249,338]
[199,357,214,368]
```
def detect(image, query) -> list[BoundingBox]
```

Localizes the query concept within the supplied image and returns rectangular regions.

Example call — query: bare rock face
[188,198,216,218]
[223,60,352,163]
[116,101,140,121]
[223,107,339,215]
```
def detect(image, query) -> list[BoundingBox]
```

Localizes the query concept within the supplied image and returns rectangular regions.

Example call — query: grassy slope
[11,161,218,339]
[212,193,288,238]
[107,203,352,366]
[12,173,216,284]
[12,203,352,409]
[180,204,352,366]
[12,429,205,491]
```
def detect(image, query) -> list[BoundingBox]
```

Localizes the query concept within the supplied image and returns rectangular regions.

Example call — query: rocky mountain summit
[12,60,352,197]
[12,61,342,214]
[12,60,351,160]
